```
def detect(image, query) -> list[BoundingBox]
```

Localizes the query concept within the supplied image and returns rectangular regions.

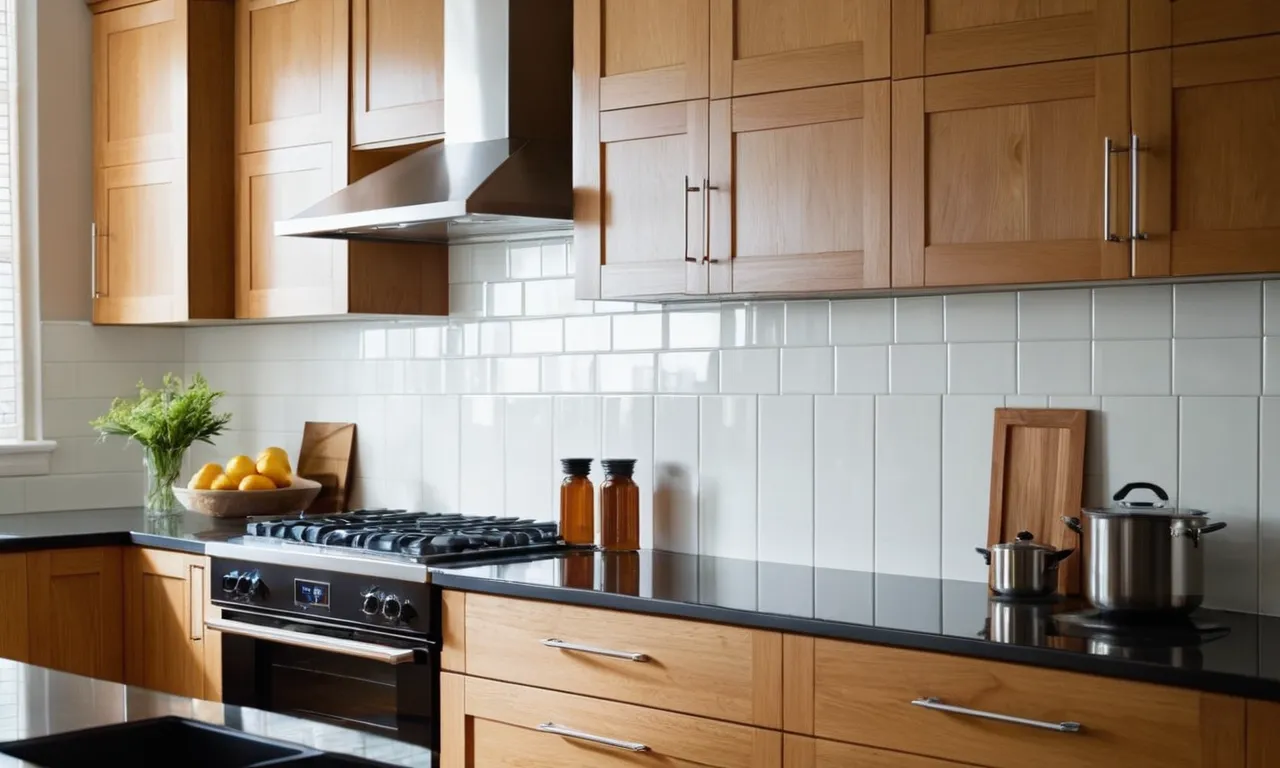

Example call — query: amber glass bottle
[559,458,595,546]
[600,459,640,551]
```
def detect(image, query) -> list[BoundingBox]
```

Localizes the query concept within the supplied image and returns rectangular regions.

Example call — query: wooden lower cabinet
[782,734,976,768]
[27,547,124,683]
[0,554,28,664]
[124,548,219,700]
[1250,700,1280,768]
[441,673,781,768]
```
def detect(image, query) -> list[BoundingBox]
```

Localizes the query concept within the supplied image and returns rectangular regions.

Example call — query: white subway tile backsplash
[1019,341,1091,395]
[1094,340,1171,395]
[597,353,656,393]
[948,342,1015,394]
[1266,337,1280,396]
[889,344,946,394]
[667,310,721,349]
[1261,398,1280,615]
[1180,397,1258,612]
[1173,338,1262,395]
[945,293,1016,342]
[721,303,784,347]
[835,345,888,394]
[784,301,830,346]
[541,355,596,393]
[720,348,779,394]
[448,284,484,317]
[486,282,523,317]
[386,328,413,359]
[654,396,699,553]
[895,297,944,343]
[1005,395,1047,407]
[505,396,554,521]
[831,298,892,345]
[1266,281,1280,335]
[1093,285,1172,339]
[510,319,563,356]
[658,351,718,394]
[541,242,569,277]
[814,396,875,571]
[1099,397,1178,499]
[524,279,577,316]
[384,396,423,480]
[553,394,603,486]
[876,396,942,578]
[942,395,1005,582]
[448,245,472,283]
[612,313,664,351]
[460,397,505,515]
[1017,289,1091,340]
[700,396,758,559]
[758,396,814,565]
[471,243,509,282]
[479,322,511,356]
[495,358,540,393]
[780,348,834,394]
[508,244,542,279]
[565,315,611,353]
[444,358,493,394]
[603,396,655,548]
[422,396,461,513]
[1174,282,1261,338]
[0,479,24,515]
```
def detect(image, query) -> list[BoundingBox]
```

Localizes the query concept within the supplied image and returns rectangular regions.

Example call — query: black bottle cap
[601,459,637,477]
[560,458,593,476]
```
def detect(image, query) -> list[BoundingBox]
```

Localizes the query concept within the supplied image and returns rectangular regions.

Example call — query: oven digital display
[294,579,330,608]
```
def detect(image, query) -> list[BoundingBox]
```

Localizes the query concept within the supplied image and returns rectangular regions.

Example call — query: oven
[208,558,440,750]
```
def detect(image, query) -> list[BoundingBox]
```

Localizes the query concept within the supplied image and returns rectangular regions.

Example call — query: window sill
[0,440,56,477]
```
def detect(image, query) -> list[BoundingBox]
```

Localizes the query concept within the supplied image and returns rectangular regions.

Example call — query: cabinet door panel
[711,82,888,293]
[892,57,1130,288]
[1131,0,1280,50]
[0,554,27,664]
[782,734,976,768]
[238,0,347,152]
[237,144,347,318]
[352,0,445,147]
[582,0,709,111]
[893,0,1127,78]
[1132,36,1280,277]
[125,549,208,699]
[28,548,124,683]
[710,0,889,98]
[93,0,182,167]
[94,160,186,324]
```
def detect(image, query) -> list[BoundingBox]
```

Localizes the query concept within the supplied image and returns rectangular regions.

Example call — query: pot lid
[991,531,1059,552]
[1082,482,1210,519]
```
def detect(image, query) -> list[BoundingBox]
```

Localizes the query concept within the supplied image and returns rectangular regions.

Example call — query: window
[0,0,15,441]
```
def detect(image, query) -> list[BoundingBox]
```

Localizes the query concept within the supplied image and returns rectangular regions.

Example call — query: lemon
[210,473,238,491]
[239,474,276,491]
[257,446,290,470]
[225,455,257,484]
[188,463,222,490]
[257,455,292,488]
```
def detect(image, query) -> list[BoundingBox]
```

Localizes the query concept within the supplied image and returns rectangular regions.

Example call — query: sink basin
[0,716,313,768]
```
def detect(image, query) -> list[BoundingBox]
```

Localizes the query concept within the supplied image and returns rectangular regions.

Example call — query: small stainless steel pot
[976,532,1074,598]
[985,599,1056,646]
[1062,481,1226,615]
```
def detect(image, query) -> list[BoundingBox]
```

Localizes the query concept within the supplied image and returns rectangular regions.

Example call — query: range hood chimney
[275,0,572,244]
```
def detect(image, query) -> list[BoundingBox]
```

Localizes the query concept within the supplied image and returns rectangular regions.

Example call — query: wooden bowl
[173,476,323,518]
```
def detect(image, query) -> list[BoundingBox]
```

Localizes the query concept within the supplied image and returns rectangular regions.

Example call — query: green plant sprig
[90,373,231,454]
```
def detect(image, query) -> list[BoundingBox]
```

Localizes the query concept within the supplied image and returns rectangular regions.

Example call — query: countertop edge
[0,531,208,556]
[430,570,1280,704]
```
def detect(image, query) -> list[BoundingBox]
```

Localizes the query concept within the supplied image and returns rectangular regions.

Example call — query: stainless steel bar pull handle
[205,617,417,664]
[541,637,649,662]
[1102,138,1125,243]
[1130,133,1149,271]
[90,222,100,299]
[911,697,1082,733]
[683,175,702,263]
[536,723,649,752]
[703,176,720,263]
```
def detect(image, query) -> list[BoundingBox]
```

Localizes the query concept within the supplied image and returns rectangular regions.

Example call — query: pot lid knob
[1016,531,1034,541]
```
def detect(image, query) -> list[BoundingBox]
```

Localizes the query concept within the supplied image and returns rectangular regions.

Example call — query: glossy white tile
[699,395,757,560]
[889,344,946,394]
[612,313,664,351]
[758,396,814,565]
[1005,395,1048,408]
[814,395,874,571]
[1173,338,1261,395]
[510,318,563,355]
[541,242,569,277]
[875,396,941,578]
[1017,289,1091,340]
[505,396,554,520]
[448,284,484,317]
[486,282,523,317]
[447,245,472,283]
[360,328,387,359]
[1093,285,1171,339]
[444,358,492,394]
[1093,340,1171,395]
[1098,397,1178,500]
[895,296,944,343]
[654,396,700,554]
[720,302,784,347]
[479,322,511,356]
[603,396,655,549]
[459,397,505,516]
[1179,397,1258,612]
[541,355,596,393]
[383,395,424,480]
[945,293,1016,342]
[1261,398,1280,616]
[780,347,834,394]
[948,342,1015,394]
[386,328,413,359]
[508,244,542,279]
[471,243,509,282]
[831,298,892,346]
[564,315,611,353]
[596,353,656,393]
[553,394,603,479]
[1019,340,1091,395]
[1266,281,1280,336]
[942,396,1004,582]
[658,351,718,394]
[413,326,443,358]
[1265,337,1280,396]
[667,310,721,349]
[495,357,540,393]
[835,345,888,395]
[784,301,830,346]
[1174,281,1261,338]
[720,348,779,394]
[421,396,461,513]
[524,279,577,317]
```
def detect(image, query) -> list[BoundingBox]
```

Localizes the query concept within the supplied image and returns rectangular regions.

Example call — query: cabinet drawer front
[783,734,978,768]
[464,594,781,727]
[809,639,1238,768]
[466,677,780,768]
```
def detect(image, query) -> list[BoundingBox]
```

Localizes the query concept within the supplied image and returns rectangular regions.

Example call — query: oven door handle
[205,617,418,665]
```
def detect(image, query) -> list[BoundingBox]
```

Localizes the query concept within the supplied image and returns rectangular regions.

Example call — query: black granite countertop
[431,549,1280,702]
[0,659,434,767]
[0,508,244,555]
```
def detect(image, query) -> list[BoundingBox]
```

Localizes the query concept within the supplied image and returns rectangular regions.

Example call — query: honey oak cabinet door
[92,0,183,168]
[237,144,348,318]
[0,554,28,664]
[1130,36,1280,277]
[93,161,187,324]
[352,0,445,148]
[576,0,710,112]
[237,0,348,153]
[1131,0,1280,50]
[1250,700,1280,768]
[892,0,1127,78]
[124,549,212,700]
[708,82,890,294]
[709,0,889,98]
[892,56,1131,288]
[782,734,975,768]
[28,548,124,683]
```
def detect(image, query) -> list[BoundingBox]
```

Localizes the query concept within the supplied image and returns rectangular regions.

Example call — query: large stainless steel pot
[1062,482,1226,615]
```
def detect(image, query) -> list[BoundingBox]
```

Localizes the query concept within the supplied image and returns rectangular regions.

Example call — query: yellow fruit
[188,463,222,490]
[210,474,238,491]
[257,446,290,469]
[239,474,276,491]
[225,455,257,484]
[256,455,292,488]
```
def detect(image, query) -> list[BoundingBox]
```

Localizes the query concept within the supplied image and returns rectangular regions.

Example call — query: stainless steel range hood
[275,0,572,244]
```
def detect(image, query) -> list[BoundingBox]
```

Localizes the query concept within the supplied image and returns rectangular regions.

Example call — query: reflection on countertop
[0,507,245,555]
[0,660,434,768]
[432,549,1280,702]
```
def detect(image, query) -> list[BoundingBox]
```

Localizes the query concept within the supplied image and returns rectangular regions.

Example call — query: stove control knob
[221,571,240,594]
[381,595,402,621]
[236,570,264,598]
[398,602,416,623]
[361,590,381,616]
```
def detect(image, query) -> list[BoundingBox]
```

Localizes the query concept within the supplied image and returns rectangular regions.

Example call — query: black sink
[0,716,314,768]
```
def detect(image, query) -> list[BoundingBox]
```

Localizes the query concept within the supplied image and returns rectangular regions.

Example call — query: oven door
[208,608,439,749]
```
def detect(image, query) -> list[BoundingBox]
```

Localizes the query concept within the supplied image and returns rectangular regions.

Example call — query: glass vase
[144,447,186,515]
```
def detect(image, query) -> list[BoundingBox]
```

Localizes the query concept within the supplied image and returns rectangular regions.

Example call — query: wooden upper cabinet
[94,161,185,324]
[352,0,445,148]
[237,0,348,153]
[708,82,889,293]
[124,549,213,700]
[93,0,180,167]
[892,56,1131,288]
[1130,36,1280,277]
[27,548,124,684]
[1131,0,1280,50]
[710,0,889,98]
[892,0,1128,78]
[580,0,710,112]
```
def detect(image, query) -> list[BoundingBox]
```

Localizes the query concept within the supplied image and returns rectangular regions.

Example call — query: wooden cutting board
[988,408,1088,596]
[297,422,356,515]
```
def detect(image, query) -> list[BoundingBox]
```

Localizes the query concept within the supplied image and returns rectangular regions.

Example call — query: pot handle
[1113,481,1169,508]
[1199,522,1227,535]
[1048,547,1075,565]
[975,547,991,565]
[1061,516,1083,535]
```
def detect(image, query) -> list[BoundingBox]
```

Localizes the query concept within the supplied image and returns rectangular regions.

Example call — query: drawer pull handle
[541,638,649,662]
[911,697,1082,733]
[536,722,649,752]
